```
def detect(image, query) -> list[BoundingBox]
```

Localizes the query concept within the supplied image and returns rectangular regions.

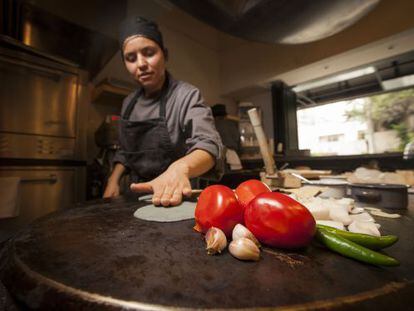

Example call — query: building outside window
[297,88,414,156]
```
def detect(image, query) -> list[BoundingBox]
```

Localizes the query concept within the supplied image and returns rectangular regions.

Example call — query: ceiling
[168,0,380,44]
[294,50,414,108]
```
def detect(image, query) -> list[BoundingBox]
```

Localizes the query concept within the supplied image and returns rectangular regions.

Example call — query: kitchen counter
[1,195,413,310]
[242,153,414,172]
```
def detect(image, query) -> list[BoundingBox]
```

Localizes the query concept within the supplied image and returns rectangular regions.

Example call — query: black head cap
[119,16,165,53]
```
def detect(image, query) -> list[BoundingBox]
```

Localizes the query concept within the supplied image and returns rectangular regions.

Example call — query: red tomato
[235,179,271,211]
[194,185,243,237]
[245,192,316,249]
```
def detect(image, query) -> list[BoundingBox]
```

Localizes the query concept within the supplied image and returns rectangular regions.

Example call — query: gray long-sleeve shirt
[113,75,224,180]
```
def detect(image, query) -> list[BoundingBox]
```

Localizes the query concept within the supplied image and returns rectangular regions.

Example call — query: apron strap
[122,73,170,120]
[158,73,170,118]
[122,89,142,120]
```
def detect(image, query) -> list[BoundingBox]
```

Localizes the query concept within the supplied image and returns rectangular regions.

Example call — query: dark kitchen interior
[1,0,414,309]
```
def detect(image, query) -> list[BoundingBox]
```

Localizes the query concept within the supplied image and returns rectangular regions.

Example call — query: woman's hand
[103,163,126,198]
[103,179,120,198]
[131,150,215,206]
[130,162,192,206]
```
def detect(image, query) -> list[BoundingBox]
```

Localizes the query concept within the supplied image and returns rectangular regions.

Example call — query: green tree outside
[345,88,414,151]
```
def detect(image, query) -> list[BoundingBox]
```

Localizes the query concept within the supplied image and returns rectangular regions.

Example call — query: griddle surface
[1,197,414,310]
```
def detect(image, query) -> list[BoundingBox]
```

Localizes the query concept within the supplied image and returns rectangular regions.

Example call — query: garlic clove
[232,224,261,248]
[229,238,260,261]
[205,227,227,255]
[348,221,381,237]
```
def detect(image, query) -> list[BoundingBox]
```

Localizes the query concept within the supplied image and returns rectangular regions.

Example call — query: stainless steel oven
[0,40,87,161]
[0,56,78,158]
[0,37,88,242]
[0,166,86,241]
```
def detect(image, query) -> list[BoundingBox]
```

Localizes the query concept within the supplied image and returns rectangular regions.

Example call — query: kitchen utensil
[290,172,315,185]
[290,173,348,199]
[247,108,276,175]
[283,169,332,179]
[315,180,349,199]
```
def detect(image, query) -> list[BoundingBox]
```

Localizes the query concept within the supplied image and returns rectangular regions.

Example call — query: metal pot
[346,183,408,209]
[312,177,349,199]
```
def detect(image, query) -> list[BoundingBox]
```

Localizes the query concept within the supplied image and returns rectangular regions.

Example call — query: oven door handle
[21,174,58,184]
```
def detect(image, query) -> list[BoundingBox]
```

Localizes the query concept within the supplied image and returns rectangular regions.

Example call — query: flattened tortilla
[133,195,196,222]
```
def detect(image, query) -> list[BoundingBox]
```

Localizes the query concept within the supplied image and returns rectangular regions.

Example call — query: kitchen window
[297,88,414,156]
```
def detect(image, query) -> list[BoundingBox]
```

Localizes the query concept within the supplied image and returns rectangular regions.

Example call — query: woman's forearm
[103,163,126,198]
[169,149,215,179]
[108,163,127,183]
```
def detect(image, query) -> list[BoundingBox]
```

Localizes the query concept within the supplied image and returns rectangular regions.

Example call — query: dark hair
[119,16,167,57]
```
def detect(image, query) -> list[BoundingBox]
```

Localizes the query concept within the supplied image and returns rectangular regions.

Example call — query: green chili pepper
[316,228,399,267]
[316,224,398,250]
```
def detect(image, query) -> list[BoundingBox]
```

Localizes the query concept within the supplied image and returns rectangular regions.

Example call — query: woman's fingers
[152,184,165,206]
[169,189,183,206]
[182,186,192,197]
[160,185,174,207]
[159,183,189,206]
[136,168,192,206]
[130,182,152,193]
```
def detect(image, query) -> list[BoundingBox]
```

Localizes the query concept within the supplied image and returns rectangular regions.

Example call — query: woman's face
[123,36,166,96]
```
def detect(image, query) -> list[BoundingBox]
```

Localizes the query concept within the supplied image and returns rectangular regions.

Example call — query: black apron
[119,76,177,183]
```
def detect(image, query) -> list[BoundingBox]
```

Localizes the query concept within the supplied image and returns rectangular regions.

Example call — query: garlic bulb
[229,238,260,261]
[205,227,227,255]
[232,224,261,248]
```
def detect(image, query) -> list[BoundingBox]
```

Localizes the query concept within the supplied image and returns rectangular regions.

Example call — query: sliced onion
[316,220,345,230]
[348,221,381,236]
[350,212,375,222]
[363,207,381,212]
[350,207,365,214]
[369,210,401,219]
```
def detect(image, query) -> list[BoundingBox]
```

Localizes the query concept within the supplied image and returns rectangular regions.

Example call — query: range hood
[168,0,380,44]
[1,1,123,79]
